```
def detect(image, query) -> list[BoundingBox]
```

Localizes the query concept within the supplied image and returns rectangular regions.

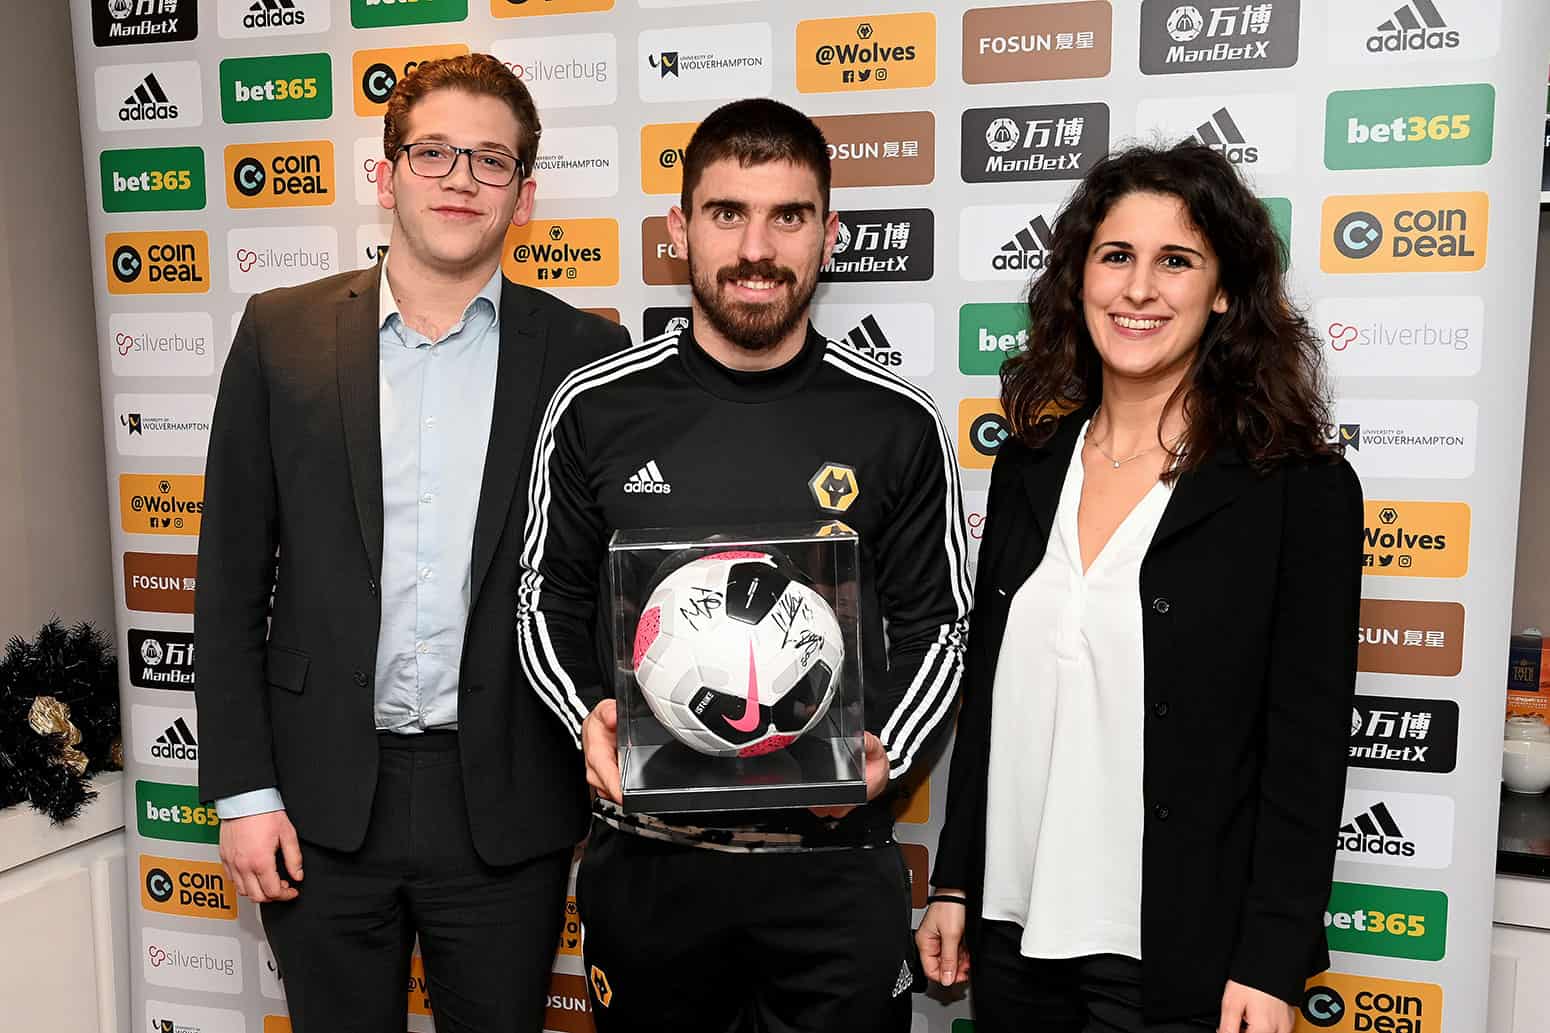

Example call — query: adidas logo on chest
[624,460,673,495]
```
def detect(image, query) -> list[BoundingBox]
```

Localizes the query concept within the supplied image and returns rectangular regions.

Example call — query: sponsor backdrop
[63,0,1550,1029]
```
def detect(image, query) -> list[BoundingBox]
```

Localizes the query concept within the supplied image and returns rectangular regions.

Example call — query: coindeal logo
[224,141,335,208]
[106,231,210,296]
[352,44,469,117]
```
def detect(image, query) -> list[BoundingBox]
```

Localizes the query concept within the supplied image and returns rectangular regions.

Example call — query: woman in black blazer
[916,142,1363,1033]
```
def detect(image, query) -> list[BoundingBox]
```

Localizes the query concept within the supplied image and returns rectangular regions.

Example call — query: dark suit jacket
[931,412,1363,1019]
[194,264,629,865]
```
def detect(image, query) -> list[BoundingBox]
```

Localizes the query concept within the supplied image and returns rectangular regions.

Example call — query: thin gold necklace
[1084,410,1162,470]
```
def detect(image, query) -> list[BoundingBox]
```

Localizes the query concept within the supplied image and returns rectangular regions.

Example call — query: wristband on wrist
[927,893,968,905]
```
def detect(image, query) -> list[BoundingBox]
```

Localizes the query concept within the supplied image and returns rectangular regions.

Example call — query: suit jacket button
[368,579,378,597]
[1151,597,1171,614]
[353,670,368,687]
[1153,803,1170,821]
[1153,702,1169,717]
[467,683,484,694]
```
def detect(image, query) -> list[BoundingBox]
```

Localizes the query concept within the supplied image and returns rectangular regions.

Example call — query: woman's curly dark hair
[1001,140,1337,477]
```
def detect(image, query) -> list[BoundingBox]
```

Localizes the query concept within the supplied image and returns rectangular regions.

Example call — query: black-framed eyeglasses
[397,141,525,187]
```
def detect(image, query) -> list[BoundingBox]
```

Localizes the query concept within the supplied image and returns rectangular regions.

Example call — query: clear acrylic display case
[607,522,866,814]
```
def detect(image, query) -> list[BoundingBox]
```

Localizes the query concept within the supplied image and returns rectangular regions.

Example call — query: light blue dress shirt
[215,263,502,820]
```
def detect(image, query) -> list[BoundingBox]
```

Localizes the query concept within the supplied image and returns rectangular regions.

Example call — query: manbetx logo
[1361,500,1468,577]
[224,140,335,208]
[1321,193,1487,273]
[141,854,237,919]
[121,474,204,535]
[105,231,209,296]
[796,12,936,93]
[504,220,618,287]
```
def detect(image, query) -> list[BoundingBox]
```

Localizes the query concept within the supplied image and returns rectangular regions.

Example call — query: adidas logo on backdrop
[1368,0,1460,53]
[245,0,305,29]
[1337,800,1417,858]
[151,717,198,762]
[994,215,1054,273]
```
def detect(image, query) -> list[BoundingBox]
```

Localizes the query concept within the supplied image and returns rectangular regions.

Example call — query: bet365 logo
[351,0,467,29]
[100,146,205,213]
[219,52,332,124]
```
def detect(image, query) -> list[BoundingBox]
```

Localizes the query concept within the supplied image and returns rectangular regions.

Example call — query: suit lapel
[1152,447,1258,550]
[469,279,549,609]
[336,266,385,580]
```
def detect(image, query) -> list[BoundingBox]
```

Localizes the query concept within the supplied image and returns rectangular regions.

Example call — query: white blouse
[980,424,1173,961]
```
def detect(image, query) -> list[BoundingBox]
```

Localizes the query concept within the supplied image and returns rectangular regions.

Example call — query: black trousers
[971,920,1218,1033]
[576,818,916,1033]
[259,732,571,1033]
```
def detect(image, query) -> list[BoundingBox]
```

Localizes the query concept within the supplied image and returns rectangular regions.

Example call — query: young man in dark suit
[194,54,628,1032]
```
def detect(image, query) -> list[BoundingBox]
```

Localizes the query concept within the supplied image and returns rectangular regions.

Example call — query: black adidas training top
[517,319,970,845]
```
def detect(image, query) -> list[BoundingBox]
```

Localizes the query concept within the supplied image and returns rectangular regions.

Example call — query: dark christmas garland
[0,619,121,823]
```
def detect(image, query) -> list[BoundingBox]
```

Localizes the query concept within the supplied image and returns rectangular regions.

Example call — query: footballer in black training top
[517,98,968,1033]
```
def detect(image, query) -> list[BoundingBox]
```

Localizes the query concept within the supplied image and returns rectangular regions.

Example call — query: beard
[689,255,820,353]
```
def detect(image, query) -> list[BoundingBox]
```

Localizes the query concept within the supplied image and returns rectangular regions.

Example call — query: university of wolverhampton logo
[123,413,144,435]
[1337,423,1361,450]
[649,51,679,77]
[809,463,859,514]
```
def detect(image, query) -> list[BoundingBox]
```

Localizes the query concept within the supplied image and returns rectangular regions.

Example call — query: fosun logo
[624,460,672,495]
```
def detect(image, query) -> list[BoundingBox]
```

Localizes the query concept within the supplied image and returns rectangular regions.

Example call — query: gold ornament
[28,696,90,775]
